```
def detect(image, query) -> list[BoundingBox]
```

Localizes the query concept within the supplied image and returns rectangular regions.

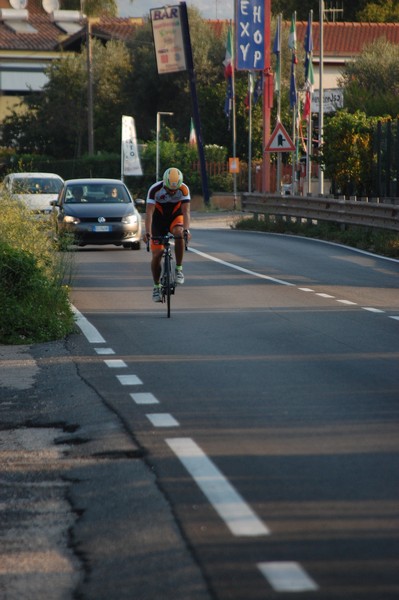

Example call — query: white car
[3,172,64,215]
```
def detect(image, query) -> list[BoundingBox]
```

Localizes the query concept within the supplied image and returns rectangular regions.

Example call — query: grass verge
[0,195,76,344]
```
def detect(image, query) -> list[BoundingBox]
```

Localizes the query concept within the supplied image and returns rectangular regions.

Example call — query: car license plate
[93,225,110,232]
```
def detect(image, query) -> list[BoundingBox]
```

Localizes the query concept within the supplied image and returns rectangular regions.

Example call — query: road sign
[265,121,295,152]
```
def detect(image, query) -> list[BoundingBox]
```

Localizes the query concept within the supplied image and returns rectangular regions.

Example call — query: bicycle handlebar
[146,232,188,252]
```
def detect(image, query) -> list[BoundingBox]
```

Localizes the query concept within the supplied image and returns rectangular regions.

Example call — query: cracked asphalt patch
[0,339,211,600]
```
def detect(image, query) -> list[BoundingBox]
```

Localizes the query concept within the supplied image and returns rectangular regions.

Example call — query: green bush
[0,195,75,344]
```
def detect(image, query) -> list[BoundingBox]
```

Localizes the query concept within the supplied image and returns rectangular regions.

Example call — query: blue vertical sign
[236,0,265,71]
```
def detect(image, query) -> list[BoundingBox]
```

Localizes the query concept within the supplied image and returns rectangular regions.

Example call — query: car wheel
[131,241,141,250]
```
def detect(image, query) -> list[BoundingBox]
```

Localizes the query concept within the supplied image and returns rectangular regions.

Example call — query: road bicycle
[147,233,187,318]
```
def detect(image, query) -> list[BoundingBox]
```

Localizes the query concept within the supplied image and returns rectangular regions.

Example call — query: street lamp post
[156,111,174,181]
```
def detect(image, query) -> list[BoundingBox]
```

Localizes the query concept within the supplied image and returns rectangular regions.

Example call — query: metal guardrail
[241,193,399,233]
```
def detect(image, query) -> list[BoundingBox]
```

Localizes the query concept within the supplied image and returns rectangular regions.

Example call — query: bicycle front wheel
[165,254,172,318]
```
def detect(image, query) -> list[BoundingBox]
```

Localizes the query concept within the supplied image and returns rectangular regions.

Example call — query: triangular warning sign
[265,121,295,152]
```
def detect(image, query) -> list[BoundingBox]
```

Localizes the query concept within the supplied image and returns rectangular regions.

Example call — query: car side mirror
[135,198,145,212]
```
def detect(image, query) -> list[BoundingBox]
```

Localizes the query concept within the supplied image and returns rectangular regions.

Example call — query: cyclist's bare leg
[151,249,163,284]
[172,224,184,266]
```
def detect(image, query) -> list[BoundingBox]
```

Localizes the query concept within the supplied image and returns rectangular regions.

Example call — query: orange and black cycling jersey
[146,181,190,211]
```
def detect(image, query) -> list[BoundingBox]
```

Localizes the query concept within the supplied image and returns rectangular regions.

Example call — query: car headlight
[63,215,80,224]
[122,214,138,225]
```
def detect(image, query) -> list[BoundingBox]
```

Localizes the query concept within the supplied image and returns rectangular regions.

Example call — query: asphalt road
[67,222,399,600]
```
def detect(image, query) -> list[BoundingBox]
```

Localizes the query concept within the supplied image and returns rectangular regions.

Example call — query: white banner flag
[121,115,143,176]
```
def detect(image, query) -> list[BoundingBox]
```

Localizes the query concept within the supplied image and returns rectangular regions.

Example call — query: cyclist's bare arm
[182,202,191,241]
[143,203,155,244]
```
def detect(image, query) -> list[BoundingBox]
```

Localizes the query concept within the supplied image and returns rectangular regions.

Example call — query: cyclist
[143,167,191,303]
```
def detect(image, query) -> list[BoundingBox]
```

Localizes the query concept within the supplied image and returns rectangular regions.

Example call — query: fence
[191,161,305,193]
[241,193,399,233]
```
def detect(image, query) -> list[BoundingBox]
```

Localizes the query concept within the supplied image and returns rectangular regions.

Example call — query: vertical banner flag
[150,6,187,74]
[121,116,143,176]
[236,0,265,71]
[272,16,281,94]
[223,24,234,119]
[288,13,297,108]
[189,117,197,145]
[303,13,314,120]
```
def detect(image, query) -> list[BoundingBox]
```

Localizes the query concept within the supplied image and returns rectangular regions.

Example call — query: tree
[1,39,132,158]
[125,8,229,145]
[321,110,378,196]
[63,0,117,17]
[270,1,399,22]
[339,38,399,117]
[357,0,399,22]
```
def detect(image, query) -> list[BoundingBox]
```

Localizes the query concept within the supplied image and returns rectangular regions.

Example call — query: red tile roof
[296,21,399,57]
[209,19,399,59]
[0,0,141,51]
[1,7,399,57]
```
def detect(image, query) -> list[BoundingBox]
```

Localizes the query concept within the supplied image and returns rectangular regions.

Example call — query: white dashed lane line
[189,250,398,322]
[104,359,127,368]
[258,562,319,593]
[94,347,115,355]
[336,299,358,305]
[166,437,270,538]
[130,392,160,405]
[116,374,143,386]
[146,414,180,427]
[298,286,399,318]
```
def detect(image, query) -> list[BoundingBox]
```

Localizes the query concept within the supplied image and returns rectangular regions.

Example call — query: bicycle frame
[159,234,175,318]
[147,233,186,318]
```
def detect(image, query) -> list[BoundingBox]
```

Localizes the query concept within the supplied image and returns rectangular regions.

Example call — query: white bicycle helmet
[163,167,183,190]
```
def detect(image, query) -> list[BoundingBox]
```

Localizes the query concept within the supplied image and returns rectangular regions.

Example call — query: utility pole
[86,19,94,155]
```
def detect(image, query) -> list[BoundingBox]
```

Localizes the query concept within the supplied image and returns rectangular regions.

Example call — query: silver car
[3,172,64,215]
[52,178,142,249]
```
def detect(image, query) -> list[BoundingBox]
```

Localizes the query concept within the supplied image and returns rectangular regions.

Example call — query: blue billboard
[236,0,265,70]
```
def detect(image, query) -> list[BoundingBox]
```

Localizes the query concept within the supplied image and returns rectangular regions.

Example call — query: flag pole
[275,13,282,194]
[305,10,313,195]
[289,11,297,194]
[262,0,272,193]
[248,72,253,193]
[319,0,324,195]
[231,19,237,209]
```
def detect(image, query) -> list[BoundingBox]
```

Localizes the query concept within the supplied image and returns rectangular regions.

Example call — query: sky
[117,0,234,20]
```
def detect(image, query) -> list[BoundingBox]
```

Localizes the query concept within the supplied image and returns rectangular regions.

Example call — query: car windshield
[65,183,131,204]
[12,177,63,194]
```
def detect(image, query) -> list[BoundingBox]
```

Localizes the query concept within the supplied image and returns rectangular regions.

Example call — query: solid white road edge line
[71,305,106,343]
[188,247,294,286]
[165,437,270,537]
